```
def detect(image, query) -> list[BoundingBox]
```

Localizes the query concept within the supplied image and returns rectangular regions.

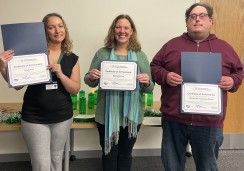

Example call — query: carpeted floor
[0,150,244,171]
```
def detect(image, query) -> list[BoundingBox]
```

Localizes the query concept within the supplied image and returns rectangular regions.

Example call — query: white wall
[0,0,195,155]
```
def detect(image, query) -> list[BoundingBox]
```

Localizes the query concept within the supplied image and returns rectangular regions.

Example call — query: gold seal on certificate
[100,61,137,90]
[7,53,51,87]
[181,83,222,115]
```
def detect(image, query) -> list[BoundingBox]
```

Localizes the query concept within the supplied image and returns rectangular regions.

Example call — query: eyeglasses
[188,13,209,20]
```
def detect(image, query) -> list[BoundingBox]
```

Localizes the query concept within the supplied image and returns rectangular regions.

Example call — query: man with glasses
[150,3,243,171]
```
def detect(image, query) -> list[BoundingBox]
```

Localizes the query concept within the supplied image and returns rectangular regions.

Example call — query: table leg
[69,129,76,161]
[64,131,70,171]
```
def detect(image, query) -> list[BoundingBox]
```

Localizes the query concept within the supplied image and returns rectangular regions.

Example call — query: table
[0,102,97,171]
[66,122,97,171]
[0,120,162,170]
[0,103,161,171]
[0,122,97,171]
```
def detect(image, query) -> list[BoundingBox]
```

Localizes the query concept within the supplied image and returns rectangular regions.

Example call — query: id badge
[46,82,58,90]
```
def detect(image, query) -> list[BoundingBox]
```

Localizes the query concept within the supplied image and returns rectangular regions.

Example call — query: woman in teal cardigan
[84,14,154,171]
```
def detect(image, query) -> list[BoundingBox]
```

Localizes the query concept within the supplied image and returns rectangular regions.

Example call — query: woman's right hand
[0,50,14,70]
[88,69,101,81]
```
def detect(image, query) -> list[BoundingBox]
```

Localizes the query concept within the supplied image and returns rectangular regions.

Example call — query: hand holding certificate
[1,22,51,87]
[181,52,222,115]
[100,60,137,90]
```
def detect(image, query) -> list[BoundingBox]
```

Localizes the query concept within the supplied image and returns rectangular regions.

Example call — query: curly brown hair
[104,14,141,52]
[42,13,72,54]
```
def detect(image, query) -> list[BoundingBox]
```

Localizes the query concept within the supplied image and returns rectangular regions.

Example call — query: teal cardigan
[84,47,154,125]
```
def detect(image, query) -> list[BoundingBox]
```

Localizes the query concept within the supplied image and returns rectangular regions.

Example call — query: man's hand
[219,76,234,91]
[166,72,183,86]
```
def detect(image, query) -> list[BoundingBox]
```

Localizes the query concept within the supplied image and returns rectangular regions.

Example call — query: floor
[0,149,244,171]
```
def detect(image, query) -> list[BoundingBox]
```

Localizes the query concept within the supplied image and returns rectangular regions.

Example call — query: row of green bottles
[71,90,97,114]
[73,91,152,113]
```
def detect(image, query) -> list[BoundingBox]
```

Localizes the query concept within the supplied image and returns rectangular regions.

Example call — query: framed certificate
[181,83,222,115]
[7,53,51,87]
[100,60,137,90]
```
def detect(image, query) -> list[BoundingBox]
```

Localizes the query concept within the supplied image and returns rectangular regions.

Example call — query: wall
[0,0,195,102]
[0,0,196,155]
[201,0,244,134]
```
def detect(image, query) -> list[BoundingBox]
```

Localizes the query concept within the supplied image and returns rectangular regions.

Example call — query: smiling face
[186,5,213,40]
[46,16,66,44]
[114,18,133,47]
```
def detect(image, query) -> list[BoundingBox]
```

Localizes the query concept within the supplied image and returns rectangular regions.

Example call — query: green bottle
[94,90,98,105]
[79,96,86,114]
[71,94,77,110]
[146,92,153,107]
[88,93,95,109]
[79,90,85,98]
[142,93,146,107]
[79,90,86,114]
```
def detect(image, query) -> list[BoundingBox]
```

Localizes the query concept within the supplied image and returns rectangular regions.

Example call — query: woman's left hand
[48,64,64,78]
[137,73,150,87]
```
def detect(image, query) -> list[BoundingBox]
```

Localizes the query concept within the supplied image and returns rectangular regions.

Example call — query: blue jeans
[162,120,223,171]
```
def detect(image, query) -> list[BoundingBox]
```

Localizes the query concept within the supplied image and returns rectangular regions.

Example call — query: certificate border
[181,83,223,115]
[7,53,51,87]
[99,60,138,91]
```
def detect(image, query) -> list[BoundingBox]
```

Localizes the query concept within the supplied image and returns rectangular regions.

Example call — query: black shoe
[185,151,192,157]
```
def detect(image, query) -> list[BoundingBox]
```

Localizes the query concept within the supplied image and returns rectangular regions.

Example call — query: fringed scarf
[104,48,140,155]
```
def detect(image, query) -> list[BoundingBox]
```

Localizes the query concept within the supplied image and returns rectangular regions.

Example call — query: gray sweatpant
[21,118,73,171]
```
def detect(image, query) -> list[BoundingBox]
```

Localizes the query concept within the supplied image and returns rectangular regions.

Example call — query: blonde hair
[42,13,73,54]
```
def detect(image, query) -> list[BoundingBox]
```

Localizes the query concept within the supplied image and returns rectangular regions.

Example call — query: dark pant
[97,123,141,171]
[162,120,223,171]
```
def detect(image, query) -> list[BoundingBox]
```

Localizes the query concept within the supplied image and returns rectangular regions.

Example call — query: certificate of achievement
[100,61,137,90]
[7,53,51,87]
[1,22,50,87]
[181,83,222,115]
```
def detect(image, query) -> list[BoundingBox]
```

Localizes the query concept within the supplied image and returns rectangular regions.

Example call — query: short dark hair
[185,3,213,22]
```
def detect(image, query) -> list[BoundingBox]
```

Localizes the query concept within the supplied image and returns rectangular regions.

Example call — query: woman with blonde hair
[0,13,80,171]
